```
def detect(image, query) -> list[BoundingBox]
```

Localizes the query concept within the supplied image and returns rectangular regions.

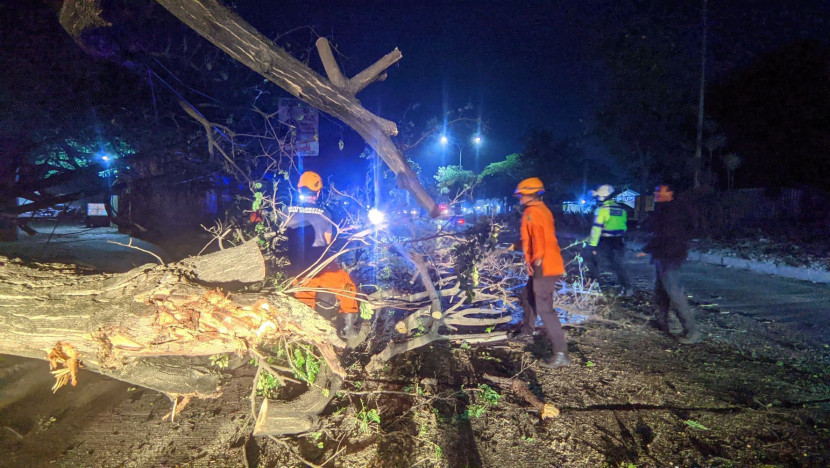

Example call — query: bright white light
[473,136,482,145]
[410,209,417,215]
[102,155,110,162]
[368,208,385,225]
[440,135,448,145]
[299,194,308,202]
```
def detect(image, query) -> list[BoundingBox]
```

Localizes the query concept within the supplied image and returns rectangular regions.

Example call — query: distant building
[614,189,639,209]
[562,189,641,215]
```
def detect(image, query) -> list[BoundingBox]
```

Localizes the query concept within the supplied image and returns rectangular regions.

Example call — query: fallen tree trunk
[0,244,344,398]
[58,0,439,218]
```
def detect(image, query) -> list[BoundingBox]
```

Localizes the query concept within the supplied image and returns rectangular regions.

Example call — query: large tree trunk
[58,0,440,218]
[0,242,345,399]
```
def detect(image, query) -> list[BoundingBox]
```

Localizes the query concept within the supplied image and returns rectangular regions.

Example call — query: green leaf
[359,301,374,320]
[684,420,708,431]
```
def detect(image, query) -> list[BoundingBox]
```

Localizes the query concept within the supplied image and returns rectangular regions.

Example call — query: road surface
[624,254,830,344]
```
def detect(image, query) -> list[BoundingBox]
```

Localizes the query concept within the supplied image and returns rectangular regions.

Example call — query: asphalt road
[0,222,169,273]
[624,253,830,344]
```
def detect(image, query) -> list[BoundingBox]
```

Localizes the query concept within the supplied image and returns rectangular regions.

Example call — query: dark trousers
[520,275,568,354]
[586,237,630,289]
[653,260,695,335]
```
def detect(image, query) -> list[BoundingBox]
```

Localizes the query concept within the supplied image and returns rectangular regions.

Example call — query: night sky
[239,0,830,189]
[2,0,829,193]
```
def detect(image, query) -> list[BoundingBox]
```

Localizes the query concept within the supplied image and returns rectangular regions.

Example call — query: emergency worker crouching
[284,171,359,339]
[584,184,633,296]
[509,177,571,369]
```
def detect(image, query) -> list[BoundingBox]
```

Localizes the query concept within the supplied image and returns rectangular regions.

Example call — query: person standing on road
[640,183,700,344]
[509,177,571,369]
[584,184,633,296]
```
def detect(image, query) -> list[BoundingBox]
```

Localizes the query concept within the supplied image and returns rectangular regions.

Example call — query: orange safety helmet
[298,171,323,192]
[514,177,545,195]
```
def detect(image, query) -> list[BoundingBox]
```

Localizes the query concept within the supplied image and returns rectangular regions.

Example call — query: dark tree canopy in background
[709,40,830,190]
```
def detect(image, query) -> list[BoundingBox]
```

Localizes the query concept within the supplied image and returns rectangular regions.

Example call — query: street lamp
[440,134,482,169]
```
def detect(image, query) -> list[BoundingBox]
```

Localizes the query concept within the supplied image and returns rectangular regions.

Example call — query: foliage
[209,353,229,369]
[256,370,282,399]
[480,153,523,179]
[290,345,321,385]
[456,384,501,421]
[359,301,375,320]
[684,420,709,431]
[434,165,478,198]
[357,399,381,434]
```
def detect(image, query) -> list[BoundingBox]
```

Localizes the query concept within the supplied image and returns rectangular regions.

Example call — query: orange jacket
[520,200,565,277]
[294,265,358,314]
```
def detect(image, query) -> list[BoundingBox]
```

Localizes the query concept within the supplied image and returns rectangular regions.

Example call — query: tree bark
[0,245,345,397]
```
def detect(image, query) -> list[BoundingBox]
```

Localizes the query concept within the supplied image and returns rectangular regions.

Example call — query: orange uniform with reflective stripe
[520,200,565,276]
[294,265,358,314]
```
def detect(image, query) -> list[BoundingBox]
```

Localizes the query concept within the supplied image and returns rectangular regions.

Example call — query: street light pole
[440,134,481,170]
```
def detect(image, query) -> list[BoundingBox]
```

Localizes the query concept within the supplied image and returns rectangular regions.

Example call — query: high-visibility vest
[588,200,627,246]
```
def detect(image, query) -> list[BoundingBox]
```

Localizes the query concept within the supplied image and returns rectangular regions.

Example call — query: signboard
[87,203,107,216]
[278,98,319,157]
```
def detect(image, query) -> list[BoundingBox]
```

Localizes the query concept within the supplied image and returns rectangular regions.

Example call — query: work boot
[340,313,358,340]
[676,329,701,344]
[539,352,571,369]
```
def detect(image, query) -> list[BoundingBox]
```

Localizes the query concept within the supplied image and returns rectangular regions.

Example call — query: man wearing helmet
[509,177,571,369]
[285,171,359,340]
[585,184,633,296]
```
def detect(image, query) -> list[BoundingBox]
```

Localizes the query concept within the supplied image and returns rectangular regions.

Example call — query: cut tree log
[253,366,342,436]
[179,239,266,285]
[483,373,560,420]
[0,244,345,398]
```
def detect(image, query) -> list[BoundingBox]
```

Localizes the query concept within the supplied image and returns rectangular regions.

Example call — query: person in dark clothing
[640,184,700,344]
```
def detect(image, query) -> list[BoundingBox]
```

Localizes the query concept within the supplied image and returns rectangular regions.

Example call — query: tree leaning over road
[59,0,439,218]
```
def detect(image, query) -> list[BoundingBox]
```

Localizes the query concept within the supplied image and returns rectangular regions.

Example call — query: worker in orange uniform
[509,177,571,369]
[284,171,359,339]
